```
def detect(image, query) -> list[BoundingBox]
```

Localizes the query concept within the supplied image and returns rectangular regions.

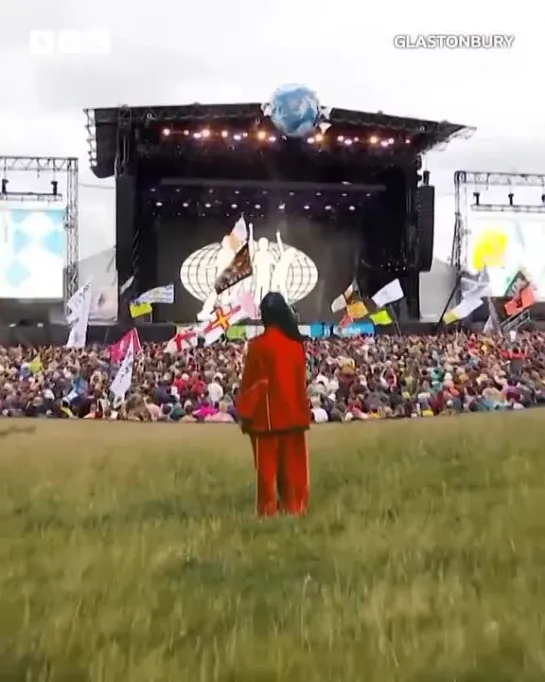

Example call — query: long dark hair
[260,292,303,342]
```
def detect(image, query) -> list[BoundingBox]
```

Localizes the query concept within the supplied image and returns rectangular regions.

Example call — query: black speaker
[115,175,136,282]
[415,185,435,272]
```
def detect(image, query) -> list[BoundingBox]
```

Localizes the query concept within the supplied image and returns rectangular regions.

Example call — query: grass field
[2,414,545,681]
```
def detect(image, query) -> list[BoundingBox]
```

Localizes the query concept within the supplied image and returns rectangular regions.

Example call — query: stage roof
[85,102,474,179]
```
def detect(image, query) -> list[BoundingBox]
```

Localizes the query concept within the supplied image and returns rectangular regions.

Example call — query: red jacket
[237,326,310,434]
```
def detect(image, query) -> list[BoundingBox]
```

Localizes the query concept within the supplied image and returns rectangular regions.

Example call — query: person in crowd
[237,292,311,516]
[2,330,545,428]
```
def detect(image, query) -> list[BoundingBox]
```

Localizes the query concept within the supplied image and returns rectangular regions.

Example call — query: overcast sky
[0,0,542,263]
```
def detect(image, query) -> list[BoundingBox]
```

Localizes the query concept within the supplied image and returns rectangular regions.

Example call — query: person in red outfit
[237,292,310,516]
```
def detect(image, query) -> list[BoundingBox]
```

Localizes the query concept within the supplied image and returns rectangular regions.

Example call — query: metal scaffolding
[0,155,79,300]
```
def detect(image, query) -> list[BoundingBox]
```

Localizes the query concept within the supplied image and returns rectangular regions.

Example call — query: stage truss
[451,171,545,299]
[0,156,79,299]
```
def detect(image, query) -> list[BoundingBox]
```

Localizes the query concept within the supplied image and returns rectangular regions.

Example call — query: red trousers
[250,432,309,516]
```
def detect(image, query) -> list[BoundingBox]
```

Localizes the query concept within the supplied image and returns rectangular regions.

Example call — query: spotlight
[473,192,480,206]
[221,130,229,138]
[315,134,323,142]
[257,131,266,140]
[51,180,58,196]
[201,129,211,138]
[233,134,242,141]
[162,128,171,136]
[304,205,310,210]
[1,179,8,194]
[369,136,379,145]
[155,201,163,207]
[508,192,514,206]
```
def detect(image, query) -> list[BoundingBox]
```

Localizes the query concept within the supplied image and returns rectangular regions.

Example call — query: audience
[1,330,545,422]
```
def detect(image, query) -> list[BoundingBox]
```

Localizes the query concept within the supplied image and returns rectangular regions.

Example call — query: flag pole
[387,304,402,336]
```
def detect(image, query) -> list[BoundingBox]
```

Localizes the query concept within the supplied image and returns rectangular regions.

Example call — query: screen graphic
[466,212,545,298]
[0,208,65,299]
[156,216,360,323]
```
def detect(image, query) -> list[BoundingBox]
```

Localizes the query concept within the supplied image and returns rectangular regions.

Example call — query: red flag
[504,285,535,317]
[110,329,141,363]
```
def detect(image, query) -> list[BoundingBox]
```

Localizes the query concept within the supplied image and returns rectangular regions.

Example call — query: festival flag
[129,301,153,318]
[133,284,174,305]
[331,280,365,314]
[215,242,252,295]
[66,281,93,349]
[29,355,43,374]
[443,296,484,325]
[227,215,248,252]
[504,270,531,298]
[110,337,135,404]
[371,279,404,308]
[504,284,535,317]
[202,293,257,346]
[165,327,199,354]
[370,309,394,326]
[110,329,141,363]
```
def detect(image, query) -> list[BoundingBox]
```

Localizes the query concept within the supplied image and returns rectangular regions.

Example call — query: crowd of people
[1,329,545,421]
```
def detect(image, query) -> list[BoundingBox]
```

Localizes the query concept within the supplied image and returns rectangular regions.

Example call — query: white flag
[110,337,134,403]
[66,280,92,325]
[371,279,404,308]
[443,296,483,325]
[133,284,174,305]
[66,281,93,348]
[119,276,134,296]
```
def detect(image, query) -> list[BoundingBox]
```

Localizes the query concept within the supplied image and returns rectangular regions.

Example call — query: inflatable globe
[267,84,321,138]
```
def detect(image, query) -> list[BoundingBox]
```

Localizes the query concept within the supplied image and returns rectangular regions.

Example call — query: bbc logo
[29,30,111,56]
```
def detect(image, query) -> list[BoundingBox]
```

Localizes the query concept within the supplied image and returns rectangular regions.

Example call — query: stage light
[221,130,229,138]
[268,136,277,142]
[182,202,189,207]
[183,130,189,135]
[162,128,171,136]
[233,134,242,141]
[380,140,388,147]
[201,129,211,138]
[255,204,261,209]
[473,191,480,205]
[257,131,266,140]
[388,138,394,145]
[344,139,353,146]
[349,205,355,211]
[325,205,332,211]
[156,201,163,207]
[405,138,411,144]
[1,178,8,194]
[369,136,379,145]
[304,205,310,210]
[337,136,344,142]
[307,137,315,144]
[231,204,238,209]
[508,192,514,206]
[315,134,323,142]
[51,180,58,196]
[279,203,285,210]
[204,203,211,208]
[193,132,201,139]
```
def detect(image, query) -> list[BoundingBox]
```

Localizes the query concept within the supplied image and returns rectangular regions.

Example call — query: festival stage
[85,100,468,327]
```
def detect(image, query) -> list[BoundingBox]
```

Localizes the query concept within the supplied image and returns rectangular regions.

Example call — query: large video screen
[466,212,545,298]
[0,208,65,299]
[156,216,361,323]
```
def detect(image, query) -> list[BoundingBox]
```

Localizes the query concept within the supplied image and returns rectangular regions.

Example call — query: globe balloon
[267,84,321,138]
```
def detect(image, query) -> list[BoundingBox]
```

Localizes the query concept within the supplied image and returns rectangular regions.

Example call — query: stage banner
[155,215,360,324]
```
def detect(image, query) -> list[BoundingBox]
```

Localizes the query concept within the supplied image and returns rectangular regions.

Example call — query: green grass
[2,414,545,681]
